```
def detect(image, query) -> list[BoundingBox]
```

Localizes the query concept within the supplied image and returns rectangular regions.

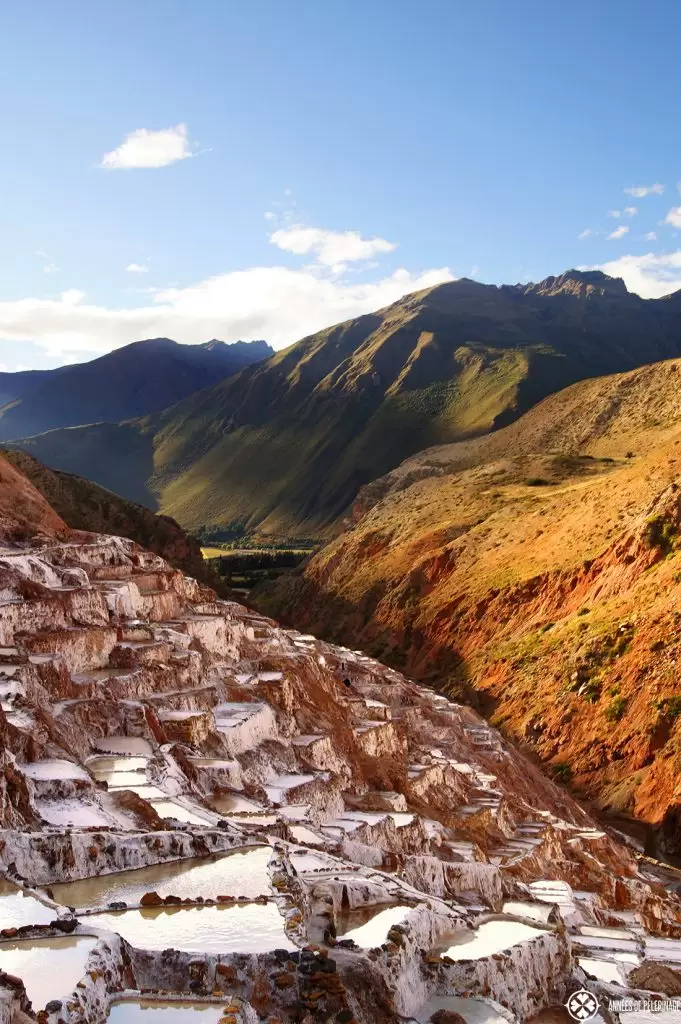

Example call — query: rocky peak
[523,268,630,298]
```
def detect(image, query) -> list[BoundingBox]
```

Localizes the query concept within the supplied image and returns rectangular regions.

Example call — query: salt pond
[0,879,55,928]
[48,846,272,907]
[208,792,265,815]
[108,1001,222,1022]
[437,920,544,959]
[90,902,296,953]
[414,995,510,1024]
[0,935,97,1010]
[336,904,411,947]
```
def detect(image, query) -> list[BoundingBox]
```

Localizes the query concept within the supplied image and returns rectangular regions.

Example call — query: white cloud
[578,228,593,240]
[624,184,665,197]
[0,266,453,358]
[645,231,657,241]
[608,210,621,218]
[623,206,638,217]
[42,263,59,274]
[100,124,197,169]
[125,263,149,274]
[590,251,681,299]
[607,225,629,240]
[270,224,397,267]
[264,212,277,222]
[665,207,681,228]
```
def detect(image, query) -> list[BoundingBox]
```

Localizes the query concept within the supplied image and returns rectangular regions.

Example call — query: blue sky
[2,0,681,369]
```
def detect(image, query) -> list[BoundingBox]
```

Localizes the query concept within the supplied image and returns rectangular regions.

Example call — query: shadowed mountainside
[9,270,681,539]
[0,336,272,440]
[253,357,681,844]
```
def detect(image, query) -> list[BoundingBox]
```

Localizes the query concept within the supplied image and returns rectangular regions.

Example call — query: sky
[2,0,681,370]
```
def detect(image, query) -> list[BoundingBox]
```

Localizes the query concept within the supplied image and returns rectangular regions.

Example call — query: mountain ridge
[0,336,272,440]
[9,269,681,540]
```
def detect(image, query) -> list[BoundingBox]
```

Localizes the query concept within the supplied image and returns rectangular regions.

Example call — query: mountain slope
[254,357,681,845]
[10,270,681,539]
[1,448,220,589]
[0,337,272,440]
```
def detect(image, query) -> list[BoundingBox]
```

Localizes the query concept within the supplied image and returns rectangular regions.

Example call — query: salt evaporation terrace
[3,537,681,1022]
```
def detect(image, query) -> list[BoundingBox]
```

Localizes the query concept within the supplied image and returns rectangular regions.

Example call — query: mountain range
[0,336,272,440]
[9,269,681,540]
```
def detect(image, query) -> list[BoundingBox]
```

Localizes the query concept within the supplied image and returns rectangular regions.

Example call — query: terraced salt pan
[91,902,296,953]
[414,995,511,1024]
[36,799,114,827]
[501,901,555,923]
[289,825,326,846]
[0,879,55,928]
[21,759,89,781]
[264,774,317,804]
[336,904,412,947]
[150,799,215,825]
[108,1002,222,1022]
[438,920,545,959]
[208,792,266,815]
[0,935,97,1010]
[49,847,272,907]
[578,957,626,983]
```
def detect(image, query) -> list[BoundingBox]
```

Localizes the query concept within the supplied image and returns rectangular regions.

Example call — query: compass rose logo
[566,989,599,1021]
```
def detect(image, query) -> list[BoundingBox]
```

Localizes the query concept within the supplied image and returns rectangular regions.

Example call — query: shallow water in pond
[0,935,97,1010]
[91,902,296,953]
[108,1000,221,1021]
[87,755,149,788]
[48,847,272,907]
[336,904,411,947]
[208,792,265,814]
[151,799,213,825]
[0,879,55,927]
[437,920,544,959]
[414,995,510,1024]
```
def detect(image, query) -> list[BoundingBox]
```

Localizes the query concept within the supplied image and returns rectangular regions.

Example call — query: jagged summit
[523,268,630,298]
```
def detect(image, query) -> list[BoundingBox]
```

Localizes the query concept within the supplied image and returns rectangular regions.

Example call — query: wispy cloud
[100,124,198,169]
[623,206,638,217]
[665,207,681,228]
[125,263,149,274]
[591,251,681,298]
[645,231,657,241]
[624,184,665,197]
[608,210,621,218]
[270,224,397,268]
[577,228,593,240]
[607,225,629,240]
[42,263,59,274]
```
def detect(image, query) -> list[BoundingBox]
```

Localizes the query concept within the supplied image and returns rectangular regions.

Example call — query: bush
[553,762,572,782]
[526,477,550,487]
[604,695,627,721]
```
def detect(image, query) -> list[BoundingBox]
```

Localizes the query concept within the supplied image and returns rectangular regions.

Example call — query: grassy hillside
[10,270,681,540]
[254,357,681,846]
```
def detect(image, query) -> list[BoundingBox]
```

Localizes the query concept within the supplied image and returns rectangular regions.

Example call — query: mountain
[0,336,272,440]
[254,356,681,848]
[9,269,681,540]
[0,448,221,590]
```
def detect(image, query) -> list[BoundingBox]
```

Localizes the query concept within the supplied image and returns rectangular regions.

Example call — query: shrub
[526,477,550,487]
[604,695,627,721]
[553,762,572,782]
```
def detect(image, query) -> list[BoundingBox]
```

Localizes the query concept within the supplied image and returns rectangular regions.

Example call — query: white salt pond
[0,935,97,1010]
[88,755,149,788]
[108,1002,221,1022]
[578,957,625,983]
[437,920,544,959]
[21,759,89,781]
[151,799,214,825]
[336,904,411,947]
[90,902,296,953]
[208,792,266,815]
[49,846,272,906]
[0,879,55,928]
[414,995,510,1024]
